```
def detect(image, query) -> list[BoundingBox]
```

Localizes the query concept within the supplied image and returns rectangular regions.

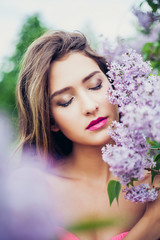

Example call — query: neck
[68,143,110,183]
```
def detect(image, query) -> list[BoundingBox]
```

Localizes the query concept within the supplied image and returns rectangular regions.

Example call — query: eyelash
[57,97,74,107]
[89,82,102,90]
[57,82,102,107]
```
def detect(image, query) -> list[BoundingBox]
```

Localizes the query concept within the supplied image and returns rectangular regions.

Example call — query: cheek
[52,107,77,131]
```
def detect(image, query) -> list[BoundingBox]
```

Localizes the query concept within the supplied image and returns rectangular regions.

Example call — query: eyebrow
[50,70,101,100]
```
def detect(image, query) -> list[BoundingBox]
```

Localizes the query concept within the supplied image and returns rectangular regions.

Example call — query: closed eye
[89,82,102,90]
[57,97,74,107]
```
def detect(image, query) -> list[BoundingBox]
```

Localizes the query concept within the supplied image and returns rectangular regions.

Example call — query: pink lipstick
[86,117,108,131]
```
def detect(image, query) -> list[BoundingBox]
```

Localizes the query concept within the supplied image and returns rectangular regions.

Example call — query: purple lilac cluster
[102,122,153,185]
[124,184,158,203]
[106,49,152,105]
[132,8,159,31]
[106,49,160,142]
[102,49,160,202]
[121,74,160,143]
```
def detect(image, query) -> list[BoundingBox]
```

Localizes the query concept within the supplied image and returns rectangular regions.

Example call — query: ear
[51,123,60,132]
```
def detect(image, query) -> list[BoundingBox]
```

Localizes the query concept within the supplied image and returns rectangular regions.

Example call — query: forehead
[49,52,101,90]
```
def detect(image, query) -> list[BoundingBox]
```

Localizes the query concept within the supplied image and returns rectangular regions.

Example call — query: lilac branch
[145,167,160,174]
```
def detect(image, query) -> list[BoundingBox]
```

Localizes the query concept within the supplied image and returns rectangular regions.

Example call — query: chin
[92,135,113,147]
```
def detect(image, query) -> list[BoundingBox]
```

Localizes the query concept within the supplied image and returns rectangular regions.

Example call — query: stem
[145,167,160,174]
[150,148,160,150]
[154,186,160,191]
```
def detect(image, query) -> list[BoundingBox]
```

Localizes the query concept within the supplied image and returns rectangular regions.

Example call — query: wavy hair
[16,30,108,160]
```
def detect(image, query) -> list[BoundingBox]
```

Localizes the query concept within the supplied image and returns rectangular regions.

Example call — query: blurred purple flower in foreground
[0,116,59,240]
[102,49,160,202]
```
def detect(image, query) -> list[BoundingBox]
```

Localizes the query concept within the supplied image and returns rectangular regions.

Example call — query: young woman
[16,31,160,240]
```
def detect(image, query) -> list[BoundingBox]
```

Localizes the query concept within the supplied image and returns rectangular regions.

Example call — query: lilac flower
[132,8,159,31]
[102,122,153,185]
[128,23,160,54]
[102,144,145,185]
[98,36,128,64]
[0,115,59,240]
[106,49,152,107]
[102,49,160,202]
[3,164,58,240]
[123,184,158,203]
[106,49,160,143]
[120,74,160,142]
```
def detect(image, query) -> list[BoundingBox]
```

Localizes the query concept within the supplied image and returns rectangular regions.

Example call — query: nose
[80,92,99,116]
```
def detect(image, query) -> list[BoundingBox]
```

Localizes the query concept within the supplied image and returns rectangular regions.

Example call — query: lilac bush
[102,49,160,203]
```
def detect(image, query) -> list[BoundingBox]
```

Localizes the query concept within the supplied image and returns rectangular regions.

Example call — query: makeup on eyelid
[55,81,103,108]
[49,52,119,146]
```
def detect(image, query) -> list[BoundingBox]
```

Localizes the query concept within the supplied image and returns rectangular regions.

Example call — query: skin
[47,52,160,240]
[49,52,119,146]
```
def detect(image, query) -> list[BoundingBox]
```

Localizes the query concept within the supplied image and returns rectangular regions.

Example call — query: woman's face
[49,52,119,147]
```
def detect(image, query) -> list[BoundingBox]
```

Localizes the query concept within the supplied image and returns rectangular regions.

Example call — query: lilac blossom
[102,122,153,185]
[128,23,160,54]
[0,168,58,240]
[0,116,59,240]
[132,8,159,31]
[106,49,152,106]
[118,74,160,142]
[102,49,160,202]
[123,184,158,203]
[98,36,128,64]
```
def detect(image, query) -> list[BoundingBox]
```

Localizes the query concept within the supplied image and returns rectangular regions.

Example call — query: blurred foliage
[142,34,160,72]
[68,217,121,233]
[145,0,160,12]
[0,14,48,118]
[140,0,160,73]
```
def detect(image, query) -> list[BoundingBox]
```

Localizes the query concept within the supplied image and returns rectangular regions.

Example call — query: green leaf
[128,178,138,187]
[142,42,153,53]
[68,218,119,232]
[146,0,159,12]
[139,1,145,8]
[151,163,160,183]
[154,153,160,162]
[115,181,121,203]
[146,139,155,145]
[107,180,121,206]
[151,143,160,149]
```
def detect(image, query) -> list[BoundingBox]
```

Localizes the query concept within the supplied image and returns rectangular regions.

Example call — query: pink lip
[86,117,108,131]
